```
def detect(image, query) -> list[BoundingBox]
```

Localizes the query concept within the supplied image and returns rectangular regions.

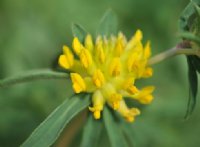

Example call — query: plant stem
[176,48,200,56]
[0,69,69,88]
[148,46,200,65]
[148,47,177,65]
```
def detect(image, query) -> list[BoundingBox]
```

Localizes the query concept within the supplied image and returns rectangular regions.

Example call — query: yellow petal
[115,33,125,56]
[95,39,105,63]
[144,41,151,58]
[85,34,94,51]
[125,108,140,122]
[127,53,140,72]
[109,93,122,110]
[133,29,143,42]
[117,100,140,122]
[92,69,105,88]
[109,57,121,77]
[140,86,155,95]
[92,90,104,108]
[122,78,138,94]
[126,29,143,50]
[59,55,72,69]
[72,37,83,55]
[89,90,104,119]
[70,73,86,93]
[94,111,101,119]
[139,94,153,104]
[80,48,93,68]
[142,67,153,78]
[133,86,155,103]
[59,45,74,68]
[126,85,139,94]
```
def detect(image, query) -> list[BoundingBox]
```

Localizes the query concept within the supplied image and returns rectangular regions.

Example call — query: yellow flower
[59,29,154,122]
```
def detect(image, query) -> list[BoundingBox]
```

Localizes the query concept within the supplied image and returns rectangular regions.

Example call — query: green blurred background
[1,0,200,147]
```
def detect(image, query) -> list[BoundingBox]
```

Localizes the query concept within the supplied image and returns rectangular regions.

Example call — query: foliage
[19,9,134,147]
[179,0,200,117]
[22,94,90,147]
[1,0,200,147]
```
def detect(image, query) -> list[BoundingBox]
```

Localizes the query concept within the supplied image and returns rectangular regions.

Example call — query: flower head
[59,30,154,122]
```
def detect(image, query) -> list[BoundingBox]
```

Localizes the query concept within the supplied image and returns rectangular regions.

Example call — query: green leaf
[179,0,200,31]
[80,114,103,147]
[21,94,91,147]
[191,56,200,73]
[103,107,128,147]
[72,23,88,43]
[96,9,118,37]
[180,2,200,115]
[185,56,198,118]
[0,70,69,88]
[193,0,200,16]
[121,123,136,147]
[179,32,200,44]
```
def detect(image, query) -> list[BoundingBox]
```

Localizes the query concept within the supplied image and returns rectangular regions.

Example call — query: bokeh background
[1,0,200,147]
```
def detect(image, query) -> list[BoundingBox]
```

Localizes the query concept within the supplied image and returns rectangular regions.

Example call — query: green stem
[148,47,200,65]
[148,47,177,65]
[0,70,69,88]
[176,48,200,56]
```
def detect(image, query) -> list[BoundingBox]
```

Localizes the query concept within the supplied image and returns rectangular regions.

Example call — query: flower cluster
[59,30,154,122]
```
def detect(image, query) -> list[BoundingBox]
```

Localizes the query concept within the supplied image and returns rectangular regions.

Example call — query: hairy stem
[148,47,177,65]
[0,69,69,88]
[176,48,200,56]
[148,46,200,65]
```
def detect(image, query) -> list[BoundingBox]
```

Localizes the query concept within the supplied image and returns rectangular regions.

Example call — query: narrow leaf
[192,56,200,73]
[0,70,69,88]
[179,32,200,44]
[80,114,103,147]
[121,123,136,147]
[185,56,198,118]
[103,107,128,147]
[96,9,118,37]
[72,23,88,43]
[21,94,90,147]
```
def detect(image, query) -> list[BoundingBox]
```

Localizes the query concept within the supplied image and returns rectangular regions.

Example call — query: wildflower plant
[1,0,200,147]
[59,27,154,122]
